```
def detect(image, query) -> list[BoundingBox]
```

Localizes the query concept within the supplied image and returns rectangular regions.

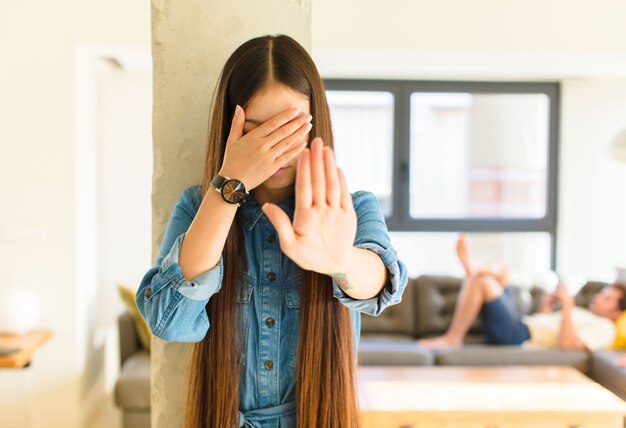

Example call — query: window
[324,80,559,271]
[326,90,394,216]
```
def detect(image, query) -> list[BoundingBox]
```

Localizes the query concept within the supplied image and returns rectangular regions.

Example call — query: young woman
[136,34,408,428]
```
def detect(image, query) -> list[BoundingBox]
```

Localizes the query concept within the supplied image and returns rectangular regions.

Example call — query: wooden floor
[358,366,626,428]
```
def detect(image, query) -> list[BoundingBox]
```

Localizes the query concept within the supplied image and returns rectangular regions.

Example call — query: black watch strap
[210,175,227,190]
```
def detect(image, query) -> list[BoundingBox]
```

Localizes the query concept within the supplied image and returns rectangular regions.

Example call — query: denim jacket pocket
[284,273,301,368]
[236,272,254,366]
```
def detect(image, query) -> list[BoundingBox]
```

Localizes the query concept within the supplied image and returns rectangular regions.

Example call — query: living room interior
[2,1,626,427]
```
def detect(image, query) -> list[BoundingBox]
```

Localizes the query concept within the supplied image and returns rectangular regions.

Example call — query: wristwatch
[210,174,249,206]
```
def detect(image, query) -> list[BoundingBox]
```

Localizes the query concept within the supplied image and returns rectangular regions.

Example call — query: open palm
[262,138,357,274]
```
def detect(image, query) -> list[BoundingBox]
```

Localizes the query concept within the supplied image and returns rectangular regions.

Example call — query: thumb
[227,105,245,143]
[262,203,296,250]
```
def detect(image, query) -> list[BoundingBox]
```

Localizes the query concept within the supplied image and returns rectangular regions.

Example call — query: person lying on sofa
[417,235,626,351]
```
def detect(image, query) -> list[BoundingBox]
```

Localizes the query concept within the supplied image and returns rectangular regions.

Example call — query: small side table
[0,330,52,368]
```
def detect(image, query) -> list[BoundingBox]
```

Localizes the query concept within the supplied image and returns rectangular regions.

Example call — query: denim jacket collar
[240,192,295,230]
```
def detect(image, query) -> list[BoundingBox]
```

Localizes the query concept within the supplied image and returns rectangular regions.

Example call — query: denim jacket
[136,185,408,428]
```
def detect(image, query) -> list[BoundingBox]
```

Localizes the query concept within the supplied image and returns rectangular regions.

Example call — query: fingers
[275,141,307,170]
[296,148,312,208]
[266,114,312,148]
[323,147,340,207]
[297,142,351,210]
[338,167,353,211]
[227,105,245,143]
[270,120,312,161]
[310,138,326,206]
[253,107,302,138]
[262,203,295,250]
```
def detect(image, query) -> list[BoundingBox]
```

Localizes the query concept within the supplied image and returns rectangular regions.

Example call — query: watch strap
[210,174,228,190]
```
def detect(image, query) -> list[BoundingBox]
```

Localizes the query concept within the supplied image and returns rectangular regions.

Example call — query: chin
[257,177,295,194]
[262,179,294,191]
[266,169,296,187]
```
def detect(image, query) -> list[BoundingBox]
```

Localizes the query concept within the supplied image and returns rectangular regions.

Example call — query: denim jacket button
[267,235,276,244]
[264,360,274,370]
[144,289,152,297]
[266,317,275,328]
[267,272,276,282]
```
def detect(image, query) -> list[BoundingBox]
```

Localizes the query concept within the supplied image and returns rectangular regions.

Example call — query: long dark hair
[183,35,360,428]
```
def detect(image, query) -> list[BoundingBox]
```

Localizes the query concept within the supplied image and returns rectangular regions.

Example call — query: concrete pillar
[150,1,311,426]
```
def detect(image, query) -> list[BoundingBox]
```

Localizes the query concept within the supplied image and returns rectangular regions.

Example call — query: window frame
[323,79,560,269]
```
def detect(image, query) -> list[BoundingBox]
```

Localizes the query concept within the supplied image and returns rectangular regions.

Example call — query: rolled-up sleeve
[136,185,223,342]
[332,190,408,316]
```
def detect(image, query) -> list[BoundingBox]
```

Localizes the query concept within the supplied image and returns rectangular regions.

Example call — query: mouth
[272,166,289,177]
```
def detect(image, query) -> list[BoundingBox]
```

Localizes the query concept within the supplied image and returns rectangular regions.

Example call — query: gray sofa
[115,311,151,428]
[359,275,626,398]
[114,275,626,427]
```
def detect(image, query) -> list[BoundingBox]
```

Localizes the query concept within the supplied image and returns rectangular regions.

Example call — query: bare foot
[456,234,474,277]
[417,335,463,350]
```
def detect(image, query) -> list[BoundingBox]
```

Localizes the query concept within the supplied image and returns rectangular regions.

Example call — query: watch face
[222,179,247,204]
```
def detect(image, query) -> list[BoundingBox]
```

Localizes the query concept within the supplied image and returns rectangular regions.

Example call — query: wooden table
[0,330,52,368]
[358,366,626,428]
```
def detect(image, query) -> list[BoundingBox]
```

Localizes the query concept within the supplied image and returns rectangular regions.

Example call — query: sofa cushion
[435,346,590,374]
[591,350,626,400]
[122,411,150,428]
[360,278,416,336]
[115,351,151,410]
[358,334,434,366]
[414,275,471,337]
[414,275,539,338]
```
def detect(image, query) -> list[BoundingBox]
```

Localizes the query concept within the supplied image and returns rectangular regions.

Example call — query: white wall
[313,0,626,52]
[312,0,626,284]
[0,1,150,427]
[558,79,626,282]
[96,65,152,391]
[312,0,626,79]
